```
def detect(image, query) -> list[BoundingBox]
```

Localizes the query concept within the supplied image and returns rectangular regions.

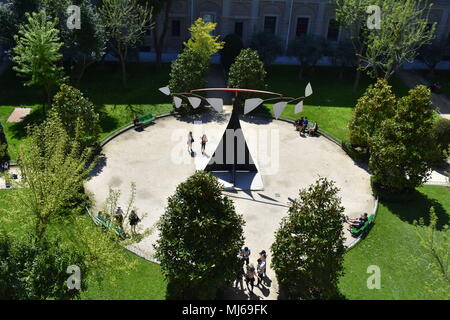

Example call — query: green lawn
[0,189,167,300]
[339,185,450,300]
[0,63,174,161]
[262,66,410,142]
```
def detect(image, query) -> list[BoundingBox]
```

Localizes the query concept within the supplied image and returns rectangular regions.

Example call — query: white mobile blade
[305,83,313,97]
[159,86,171,96]
[273,101,288,119]
[295,100,303,114]
[207,98,223,113]
[173,96,182,109]
[244,98,263,115]
[188,97,202,109]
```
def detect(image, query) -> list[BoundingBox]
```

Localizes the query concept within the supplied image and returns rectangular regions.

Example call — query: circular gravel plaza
[85,108,375,300]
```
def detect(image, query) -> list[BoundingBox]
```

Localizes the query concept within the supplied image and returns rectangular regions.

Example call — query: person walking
[235,266,245,290]
[256,258,266,286]
[245,263,256,293]
[187,131,194,154]
[129,210,141,235]
[200,134,208,155]
[239,247,251,265]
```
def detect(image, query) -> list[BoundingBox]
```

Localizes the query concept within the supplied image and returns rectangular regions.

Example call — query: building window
[264,16,277,34]
[235,22,243,37]
[327,19,339,41]
[172,20,181,37]
[296,17,309,37]
[203,13,215,23]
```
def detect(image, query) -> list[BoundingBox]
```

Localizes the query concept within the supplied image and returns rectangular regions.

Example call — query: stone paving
[85,110,374,300]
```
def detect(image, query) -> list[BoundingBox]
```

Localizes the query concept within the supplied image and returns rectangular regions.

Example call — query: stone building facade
[151,0,450,54]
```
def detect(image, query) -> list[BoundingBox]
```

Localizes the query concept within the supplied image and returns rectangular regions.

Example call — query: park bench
[351,214,375,237]
[305,121,318,135]
[93,214,126,239]
[134,113,155,129]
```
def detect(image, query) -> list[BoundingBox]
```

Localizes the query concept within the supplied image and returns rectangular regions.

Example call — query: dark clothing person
[245,264,256,293]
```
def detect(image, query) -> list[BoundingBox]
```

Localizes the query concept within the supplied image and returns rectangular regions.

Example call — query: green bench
[134,113,155,129]
[94,214,126,239]
[351,214,375,236]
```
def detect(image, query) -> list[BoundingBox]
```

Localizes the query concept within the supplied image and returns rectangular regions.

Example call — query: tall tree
[101,0,152,87]
[369,85,435,192]
[10,115,90,244]
[154,171,245,299]
[271,178,346,299]
[348,78,396,147]
[184,17,224,64]
[419,37,449,77]
[250,31,283,66]
[51,84,101,151]
[12,10,66,108]
[288,35,327,80]
[334,0,371,91]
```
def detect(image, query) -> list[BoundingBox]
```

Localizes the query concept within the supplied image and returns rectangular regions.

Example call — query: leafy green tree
[369,85,435,192]
[334,0,373,91]
[419,38,449,77]
[101,0,152,87]
[413,207,450,299]
[220,33,243,70]
[250,31,283,65]
[271,178,346,300]
[8,115,91,243]
[12,10,66,107]
[432,118,450,160]
[184,17,224,64]
[348,79,396,147]
[288,35,327,79]
[154,171,245,299]
[227,48,267,103]
[51,84,101,151]
[0,234,86,300]
[328,40,357,80]
[168,49,208,113]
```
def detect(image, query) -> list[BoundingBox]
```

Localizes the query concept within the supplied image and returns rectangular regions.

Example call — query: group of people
[236,247,267,294]
[187,131,208,155]
[346,212,368,231]
[98,206,141,235]
[294,117,318,135]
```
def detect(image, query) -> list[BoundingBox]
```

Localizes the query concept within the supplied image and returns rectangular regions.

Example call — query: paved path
[85,112,375,300]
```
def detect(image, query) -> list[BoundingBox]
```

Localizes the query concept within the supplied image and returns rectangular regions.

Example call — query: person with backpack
[187,131,194,154]
[129,210,141,235]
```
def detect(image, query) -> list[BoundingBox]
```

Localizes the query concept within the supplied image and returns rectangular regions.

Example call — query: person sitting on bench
[301,117,309,133]
[295,117,304,131]
[307,122,318,135]
[133,116,143,129]
[347,213,368,229]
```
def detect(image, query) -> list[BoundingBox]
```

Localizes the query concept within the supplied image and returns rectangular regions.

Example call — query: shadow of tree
[8,105,46,140]
[381,189,449,230]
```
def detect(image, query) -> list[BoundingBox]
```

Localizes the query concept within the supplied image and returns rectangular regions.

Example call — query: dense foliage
[250,31,283,65]
[51,84,101,151]
[369,85,435,192]
[348,79,396,147]
[271,178,346,299]
[154,171,245,299]
[288,35,327,79]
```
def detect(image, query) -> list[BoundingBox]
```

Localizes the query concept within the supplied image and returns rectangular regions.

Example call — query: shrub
[369,85,435,192]
[227,48,267,106]
[271,178,346,300]
[51,84,101,152]
[154,171,245,299]
[348,79,396,147]
[250,31,283,65]
[168,49,209,113]
[220,33,243,70]
[432,118,450,155]
[288,35,327,79]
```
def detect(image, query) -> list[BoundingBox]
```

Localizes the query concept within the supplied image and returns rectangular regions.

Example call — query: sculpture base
[211,171,264,191]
